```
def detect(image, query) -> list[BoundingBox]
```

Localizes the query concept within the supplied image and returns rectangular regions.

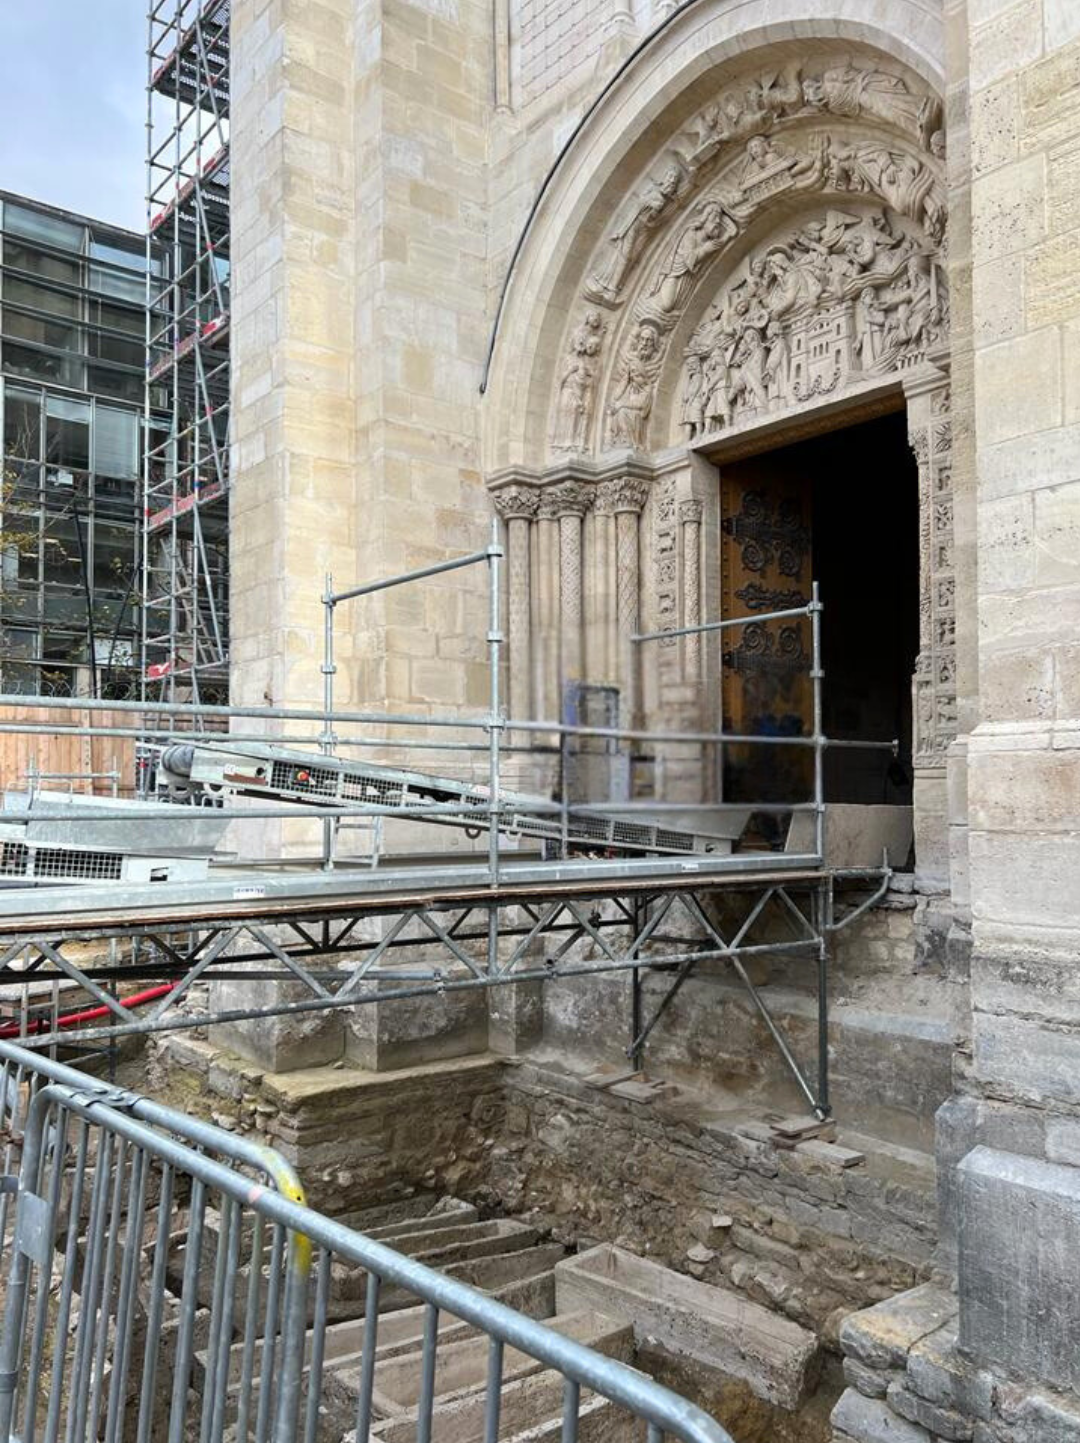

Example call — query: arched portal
[482,1,953,883]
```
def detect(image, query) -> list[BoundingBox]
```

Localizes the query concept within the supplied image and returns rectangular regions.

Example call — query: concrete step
[555,1244,819,1410]
[369,1310,633,1417]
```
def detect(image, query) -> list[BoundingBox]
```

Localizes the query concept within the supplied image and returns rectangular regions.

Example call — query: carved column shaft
[535,508,558,722]
[559,514,584,685]
[542,485,592,704]
[493,0,511,112]
[680,500,703,681]
[591,507,614,684]
[598,478,650,728]
[493,488,539,723]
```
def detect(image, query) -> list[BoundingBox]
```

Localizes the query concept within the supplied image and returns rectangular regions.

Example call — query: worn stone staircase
[182,1190,820,1443]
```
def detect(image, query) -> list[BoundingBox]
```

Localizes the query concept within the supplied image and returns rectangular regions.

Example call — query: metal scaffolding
[0,529,902,1116]
[143,0,231,705]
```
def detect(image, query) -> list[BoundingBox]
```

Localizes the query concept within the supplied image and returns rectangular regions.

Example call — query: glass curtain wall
[0,194,164,697]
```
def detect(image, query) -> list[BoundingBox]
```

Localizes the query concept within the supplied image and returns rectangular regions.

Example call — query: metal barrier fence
[0,1041,734,1443]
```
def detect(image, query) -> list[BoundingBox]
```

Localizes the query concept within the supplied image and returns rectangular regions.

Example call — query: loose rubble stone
[796,1139,866,1169]
[832,1388,932,1443]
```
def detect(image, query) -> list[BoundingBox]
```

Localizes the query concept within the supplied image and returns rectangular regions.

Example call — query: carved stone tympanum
[681,206,947,437]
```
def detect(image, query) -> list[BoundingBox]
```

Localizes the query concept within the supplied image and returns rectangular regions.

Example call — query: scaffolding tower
[144,0,231,706]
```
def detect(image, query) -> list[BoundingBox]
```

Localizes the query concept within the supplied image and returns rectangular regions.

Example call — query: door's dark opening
[719,409,920,813]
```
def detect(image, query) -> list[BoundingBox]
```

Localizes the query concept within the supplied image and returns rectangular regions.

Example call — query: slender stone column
[680,499,703,682]
[535,492,560,722]
[598,478,649,727]
[493,0,511,112]
[547,483,593,690]
[592,490,617,685]
[493,487,539,723]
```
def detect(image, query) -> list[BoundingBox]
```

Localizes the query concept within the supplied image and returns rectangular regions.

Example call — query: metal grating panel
[0,844,29,878]
[612,820,651,848]
[30,849,124,882]
[269,761,340,799]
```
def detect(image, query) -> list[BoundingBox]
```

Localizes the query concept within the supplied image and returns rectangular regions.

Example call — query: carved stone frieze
[680,500,704,678]
[680,205,947,439]
[584,159,687,307]
[607,321,664,449]
[908,384,957,766]
[539,482,594,519]
[581,55,942,314]
[653,476,679,651]
[549,45,946,462]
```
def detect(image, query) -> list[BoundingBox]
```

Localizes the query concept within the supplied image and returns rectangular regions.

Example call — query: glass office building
[0,191,159,698]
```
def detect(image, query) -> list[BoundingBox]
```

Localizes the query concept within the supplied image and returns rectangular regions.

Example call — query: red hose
[0,984,176,1039]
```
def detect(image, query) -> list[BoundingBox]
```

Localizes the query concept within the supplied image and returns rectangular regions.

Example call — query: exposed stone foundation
[149,1037,937,1341]
[834,1284,1080,1443]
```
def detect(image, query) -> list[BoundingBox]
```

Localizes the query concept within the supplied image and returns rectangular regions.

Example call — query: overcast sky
[1,1,146,233]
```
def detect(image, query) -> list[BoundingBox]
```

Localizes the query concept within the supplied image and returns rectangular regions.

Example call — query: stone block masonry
[958,1147,1080,1396]
[833,1279,1080,1443]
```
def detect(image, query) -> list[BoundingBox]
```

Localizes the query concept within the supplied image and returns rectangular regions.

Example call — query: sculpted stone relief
[681,207,946,438]
[548,52,946,456]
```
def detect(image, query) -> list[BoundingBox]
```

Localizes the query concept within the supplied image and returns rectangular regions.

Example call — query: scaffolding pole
[143,0,231,709]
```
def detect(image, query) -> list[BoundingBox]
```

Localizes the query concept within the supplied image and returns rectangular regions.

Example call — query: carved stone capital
[492,486,540,521]
[541,482,594,519]
[596,478,650,516]
[679,499,704,524]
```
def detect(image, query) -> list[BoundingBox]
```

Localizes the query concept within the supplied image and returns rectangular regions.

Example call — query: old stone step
[502,1397,642,1443]
[369,1311,633,1416]
[210,1272,560,1442]
[385,1219,536,1262]
[334,1191,453,1232]
[363,1202,479,1243]
[380,1242,568,1313]
[369,1365,597,1443]
[555,1243,819,1411]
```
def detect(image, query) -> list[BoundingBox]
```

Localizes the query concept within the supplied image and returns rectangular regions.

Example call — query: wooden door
[719,465,813,812]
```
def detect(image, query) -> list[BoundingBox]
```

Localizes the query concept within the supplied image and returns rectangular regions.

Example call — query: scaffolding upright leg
[814,879,830,1118]
[629,896,645,1071]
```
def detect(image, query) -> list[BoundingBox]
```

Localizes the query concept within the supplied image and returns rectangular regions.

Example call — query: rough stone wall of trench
[148,1036,937,1344]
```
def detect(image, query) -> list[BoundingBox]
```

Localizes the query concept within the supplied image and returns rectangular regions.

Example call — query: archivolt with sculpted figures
[547,47,947,458]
